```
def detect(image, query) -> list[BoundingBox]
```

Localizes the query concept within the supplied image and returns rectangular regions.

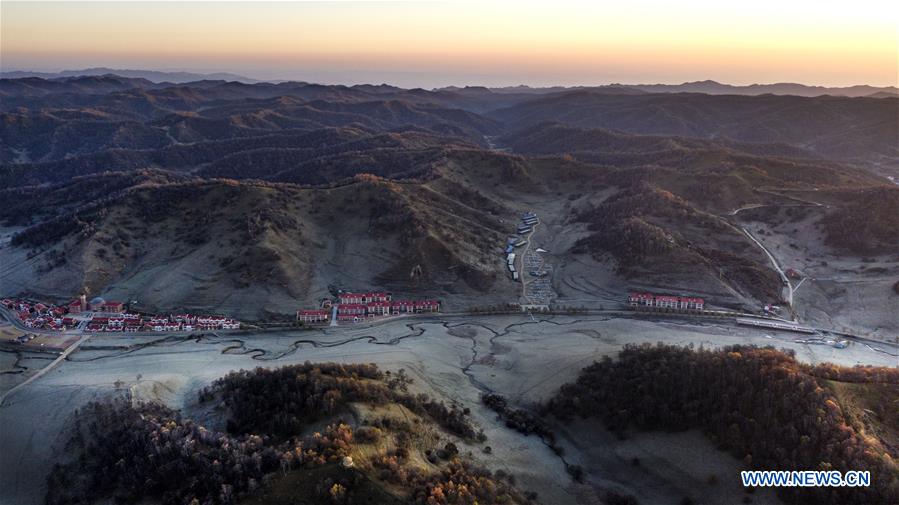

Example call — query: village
[1,296,240,335]
[296,291,440,325]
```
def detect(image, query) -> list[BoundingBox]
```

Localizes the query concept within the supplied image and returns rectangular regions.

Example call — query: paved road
[0,333,91,406]
[741,226,794,311]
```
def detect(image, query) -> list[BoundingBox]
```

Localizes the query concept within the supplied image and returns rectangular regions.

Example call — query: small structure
[89,297,106,311]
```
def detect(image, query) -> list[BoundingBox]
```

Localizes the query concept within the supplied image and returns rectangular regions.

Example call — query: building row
[336,292,391,304]
[297,296,440,324]
[3,297,240,333]
[86,313,240,332]
[628,292,705,311]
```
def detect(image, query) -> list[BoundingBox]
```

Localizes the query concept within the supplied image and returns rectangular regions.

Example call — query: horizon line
[2,67,897,90]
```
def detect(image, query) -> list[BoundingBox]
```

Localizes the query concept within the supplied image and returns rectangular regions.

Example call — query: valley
[1,73,897,505]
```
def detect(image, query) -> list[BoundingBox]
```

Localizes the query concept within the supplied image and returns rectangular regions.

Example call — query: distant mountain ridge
[626,80,899,97]
[481,80,898,98]
[0,67,257,84]
[4,70,894,97]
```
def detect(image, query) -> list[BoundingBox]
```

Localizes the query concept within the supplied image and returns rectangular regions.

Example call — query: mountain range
[4,69,895,97]
[1,73,896,320]
[0,67,257,83]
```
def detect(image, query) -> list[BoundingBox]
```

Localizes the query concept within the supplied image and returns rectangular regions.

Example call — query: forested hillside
[47,363,533,505]
[544,344,899,505]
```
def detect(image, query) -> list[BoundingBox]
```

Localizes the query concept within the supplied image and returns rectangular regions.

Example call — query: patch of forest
[543,343,899,505]
[47,363,528,505]
[818,186,899,255]
[203,362,484,442]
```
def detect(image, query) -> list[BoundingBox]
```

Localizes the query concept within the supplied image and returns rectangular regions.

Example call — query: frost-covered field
[1,314,894,505]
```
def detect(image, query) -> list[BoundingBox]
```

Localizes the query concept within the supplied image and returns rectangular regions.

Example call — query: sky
[2,0,897,88]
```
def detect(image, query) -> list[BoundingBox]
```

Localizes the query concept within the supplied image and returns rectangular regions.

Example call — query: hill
[0,171,514,319]
[817,186,899,255]
[499,121,820,160]
[1,94,499,181]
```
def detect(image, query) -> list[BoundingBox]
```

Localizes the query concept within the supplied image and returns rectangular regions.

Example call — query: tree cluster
[543,343,899,505]
[373,449,532,505]
[47,399,284,505]
[203,362,482,442]
[481,393,555,446]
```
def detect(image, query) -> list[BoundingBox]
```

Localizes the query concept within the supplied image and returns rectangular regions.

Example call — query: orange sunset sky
[2,0,897,88]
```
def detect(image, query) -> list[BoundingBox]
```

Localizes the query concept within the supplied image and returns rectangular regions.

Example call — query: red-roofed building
[101,301,124,313]
[339,293,365,304]
[366,301,391,316]
[297,309,330,323]
[413,300,440,313]
[338,304,367,316]
[339,292,391,304]
[628,292,704,311]
[627,292,654,306]
[390,300,415,314]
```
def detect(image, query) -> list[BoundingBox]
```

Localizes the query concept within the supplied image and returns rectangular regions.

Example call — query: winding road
[740,226,794,310]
